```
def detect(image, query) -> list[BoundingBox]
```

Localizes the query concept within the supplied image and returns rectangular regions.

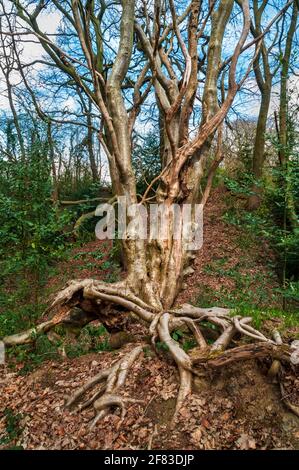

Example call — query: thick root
[91,394,143,429]
[2,279,156,347]
[157,313,193,420]
[65,369,111,408]
[191,342,292,367]
[65,345,143,427]
[51,279,157,315]
[2,320,56,346]
[3,277,299,423]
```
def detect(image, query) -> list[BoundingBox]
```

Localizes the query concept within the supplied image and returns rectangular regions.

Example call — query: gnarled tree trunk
[5,0,298,428]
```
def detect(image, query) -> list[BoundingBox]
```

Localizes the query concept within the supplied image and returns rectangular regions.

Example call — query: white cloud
[0,3,62,110]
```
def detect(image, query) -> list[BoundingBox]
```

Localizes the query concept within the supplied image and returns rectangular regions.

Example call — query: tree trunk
[277,2,298,230]
[86,105,98,183]
[247,84,271,210]
[8,0,291,427]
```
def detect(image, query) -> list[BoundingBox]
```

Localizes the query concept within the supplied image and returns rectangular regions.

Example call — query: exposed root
[78,385,106,411]
[147,424,158,450]
[2,320,56,346]
[3,278,299,425]
[65,369,111,408]
[157,313,193,421]
[233,316,273,343]
[84,286,154,322]
[192,342,292,367]
[2,280,156,347]
[290,340,299,365]
[171,304,231,321]
[268,330,283,378]
[51,279,157,316]
[149,312,164,350]
[65,345,143,427]
[175,366,192,422]
[210,324,236,352]
[91,394,143,429]
[183,317,207,350]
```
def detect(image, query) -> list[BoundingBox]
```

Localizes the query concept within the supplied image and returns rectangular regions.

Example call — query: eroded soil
[1,187,298,450]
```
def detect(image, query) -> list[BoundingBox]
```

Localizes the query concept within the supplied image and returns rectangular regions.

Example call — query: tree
[247,0,279,209]
[2,0,297,426]
[276,0,298,229]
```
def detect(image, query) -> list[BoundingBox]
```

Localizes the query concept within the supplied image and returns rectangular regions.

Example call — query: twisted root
[66,345,144,428]
[3,280,299,424]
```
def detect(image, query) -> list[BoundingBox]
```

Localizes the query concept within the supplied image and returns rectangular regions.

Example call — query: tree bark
[247,0,273,210]
[247,84,271,210]
[277,1,298,229]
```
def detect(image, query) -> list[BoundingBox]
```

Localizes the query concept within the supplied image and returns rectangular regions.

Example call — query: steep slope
[1,187,298,450]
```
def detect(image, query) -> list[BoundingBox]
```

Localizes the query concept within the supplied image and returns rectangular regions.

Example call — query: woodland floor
[0,187,298,450]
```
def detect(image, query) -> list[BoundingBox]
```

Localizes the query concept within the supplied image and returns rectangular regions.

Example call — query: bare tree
[0,11,25,159]
[3,0,297,425]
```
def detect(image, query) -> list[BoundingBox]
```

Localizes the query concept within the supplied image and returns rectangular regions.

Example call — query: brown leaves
[190,427,202,446]
[221,412,231,421]
[236,434,256,450]
[201,417,211,429]
[1,345,298,450]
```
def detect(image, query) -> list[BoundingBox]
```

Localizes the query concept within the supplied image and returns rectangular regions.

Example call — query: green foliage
[64,323,110,359]
[0,408,23,449]
[59,176,99,202]
[277,279,299,304]
[132,131,161,194]
[266,163,299,284]
[142,345,156,357]
[231,306,299,333]
[0,134,72,347]
[224,173,260,197]
[266,101,299,302]
[104,271,120,283]
[13,335,60,375]
[171,329,197,352]
[171,329,184,341]
[74,249,104,260]
[0,138,72,276]
[109,238,122,263]
[6,323,111,373]
[156,341,169,352]
[194,280,298,334]
[223,153,299,309]
[100,260,113,270]
[0,281,44,337]
[182,338,197,352]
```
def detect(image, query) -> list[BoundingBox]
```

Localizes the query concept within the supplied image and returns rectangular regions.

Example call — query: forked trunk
[5,0,298,431]
[120,194,202,310]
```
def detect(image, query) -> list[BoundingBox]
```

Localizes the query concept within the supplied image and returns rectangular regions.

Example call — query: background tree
[276,0,298,229]
[247,0,280,209]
